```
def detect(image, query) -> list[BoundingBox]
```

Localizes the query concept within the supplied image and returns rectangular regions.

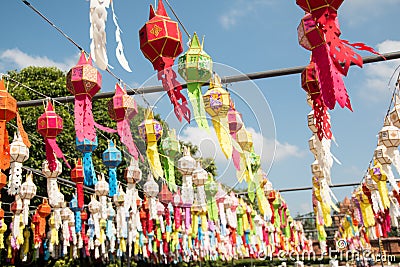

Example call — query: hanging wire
[164,0,191,40]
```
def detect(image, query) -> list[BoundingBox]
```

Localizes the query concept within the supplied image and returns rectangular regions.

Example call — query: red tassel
[76,183,84,209]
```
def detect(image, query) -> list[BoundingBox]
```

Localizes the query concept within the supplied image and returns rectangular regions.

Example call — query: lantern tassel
[158,66,191,123]
[22,199,30,226]
[147,143,163,179]
[117,119,139,160]
[83,152,97,186]
[211,118,232,159]
[89,0,109,70]
[231,133,241,171]
[313,96,332,140]
[0,122,10,170]
[108,167,118,197]
[8,162,23,195]
[163,157,177,192]
[386,148,400,192]
[45,138,70,170]
[75,97,97,142]
[187,83,209,130]
[76,183,84,209]
[94,121,118,134]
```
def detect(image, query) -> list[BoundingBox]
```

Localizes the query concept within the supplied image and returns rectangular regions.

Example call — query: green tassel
[187,83,209,131]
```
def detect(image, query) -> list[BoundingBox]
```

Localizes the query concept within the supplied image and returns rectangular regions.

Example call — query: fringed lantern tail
[147,142,163,179]
[0,121,10,170]
[108,168,118,197]
[313,96,332,140]
[163,157,177,192]
[187,83,209,131]
[22,199,30,226]
[75,211,82,233]
[206,199,218,223]
[117,119,139,160]
[76,183,84,209]
[387,149,400,192]
[45,138,70,170]
[231,132,241,170]
[211,118,232,159]
[83,153,97,186]
[158,67,191,123]
[83,98,96,142]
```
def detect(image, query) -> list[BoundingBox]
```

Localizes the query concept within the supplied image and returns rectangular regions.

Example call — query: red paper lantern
[107,84,139,159]
[159,183,172,204]
[71,158,84,209]
[139,0,190,122]
[37,198,51,218]
[0,79,17,170]
[66,52,102,142]
[37,101,70,171]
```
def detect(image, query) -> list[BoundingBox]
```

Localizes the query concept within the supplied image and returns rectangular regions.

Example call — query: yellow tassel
[0,219,7,249]
[120,238,126,253]
[201,212,207,232]
[134,237,139,255]
[321,202,332,227]
[23,228,30,256]
[147,143,163,179]
[191,213,198,238]
[6,235,12,259]
[17,215,24,246]
[360,193,376,228]
[211,118,232,159]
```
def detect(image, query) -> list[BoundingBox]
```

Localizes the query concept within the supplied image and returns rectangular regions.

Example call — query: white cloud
[0,48,76,71]
[342,0,400,25]
[219,0,273,29]
[358,40,400,102]
[178,125,304,166]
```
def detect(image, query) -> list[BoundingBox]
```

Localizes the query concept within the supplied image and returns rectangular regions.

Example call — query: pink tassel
[46,138,70,170]
[117,119,139,160]
[93,122,117,134]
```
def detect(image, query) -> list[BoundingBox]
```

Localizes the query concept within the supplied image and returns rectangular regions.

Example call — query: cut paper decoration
[138,109,163,179]
[296,0,382,110]
[19,173,36,227]
[203,74,232,159]
[302,63,332,140]
[8,132,29,195]
[37,101,70,171]
[161,129,179,192]
[139,0,190,123]
[178,32,213,130]
[108,83,139,159]
[227,102,244,170]
[89,0,110,70]
[76,137,98,187]
[0,79,30,173]
[102,140,122,197]
[66,52,102,143]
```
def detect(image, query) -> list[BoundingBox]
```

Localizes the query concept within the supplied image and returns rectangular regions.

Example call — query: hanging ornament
[95,174,109,221]
[143,173,159,220]
[70,195,82,236]
[302,63,332,140]
[138,109,163,178]
[192,160,208,214]
[60,204,72,255]
[71,158,85,209]
[236,126,255,183]
[178,32,213,129]
[227,101,244,170]
[42,159,64,229]
[76,137,98,186]
[89,0,110,70]
[139,0,190,122]
[0,79,30,172]
[178,146,196,230]
[124,158,141,214]
[161,129,179,192]
[8,132,29,195]
[88,195,101,243]
[10,194,23,240]
[203,74,232,158]
[374,145,398,195]
[19,172,36,227]
[108,83,140,159]
[296,1,381,110]
[205,174,218,222]
[378,117,400,193]
[67,51,102,141]
[172,190,182,231]
[37,101,70,170]
[102,140,122,197]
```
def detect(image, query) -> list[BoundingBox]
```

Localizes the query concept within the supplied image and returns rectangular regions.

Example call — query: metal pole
[15,51,400,108]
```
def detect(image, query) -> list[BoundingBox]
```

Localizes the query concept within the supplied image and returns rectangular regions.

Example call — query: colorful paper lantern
[19,172,36,226]
[296,2,380,111]
[11,194,23,239]
[66,52,101,142]
[144,173,159,220]
[108,83,139,159]
[37,101,70,171]
[69,195,82,234]
[71,158,85,209]
[8,132,29,195]
[178,146,195,230]
[138,109,163,178]
[203,74,231,158]
[124,158,142,184]
[161,129,179,191]
[204,174,218,222]
[95,174,109,221]
[139,0,190,122]
[178,32,212,130]
[102,140,122,197]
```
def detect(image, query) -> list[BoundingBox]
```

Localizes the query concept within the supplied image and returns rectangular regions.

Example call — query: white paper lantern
[19,173,36,226]
[311,160,323,178]
[144,173,159,198]
[378,118,400,147]
[178,146,196,175]
[42,159,62,178]
[192,161,208,186]
[10,132,29,162]
[124,158,142,184]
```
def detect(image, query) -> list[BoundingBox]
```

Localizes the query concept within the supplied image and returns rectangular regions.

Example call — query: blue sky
[1,0,400,215]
